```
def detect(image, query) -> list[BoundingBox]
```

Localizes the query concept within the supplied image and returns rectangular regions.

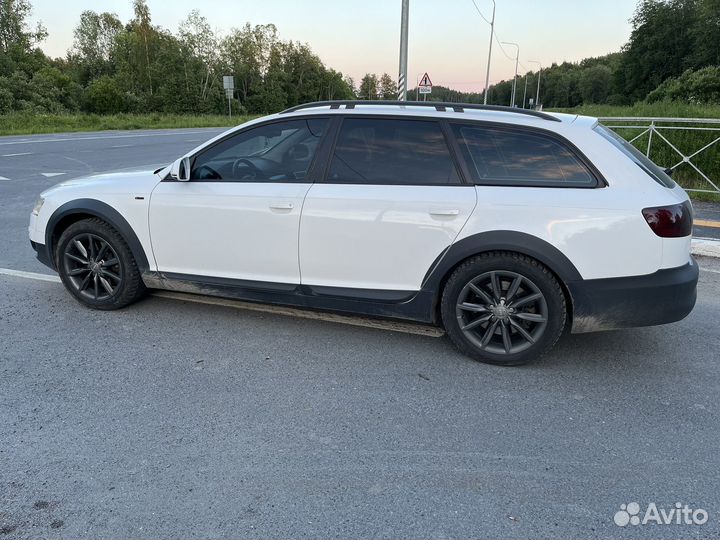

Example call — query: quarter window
[327,118,460,185]
[452,123,597,186]
[190,118,328,182]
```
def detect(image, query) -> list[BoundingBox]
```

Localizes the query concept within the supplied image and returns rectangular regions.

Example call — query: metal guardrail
[599,117,720,194]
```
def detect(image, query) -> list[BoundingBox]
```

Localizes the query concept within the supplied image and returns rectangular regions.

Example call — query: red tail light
[642,201,693,238]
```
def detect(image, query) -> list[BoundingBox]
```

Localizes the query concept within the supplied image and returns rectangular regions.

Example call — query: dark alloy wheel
[56,218,146,310]
[63,233,123,301]
[441,252,566,366]
[455,270,548,356]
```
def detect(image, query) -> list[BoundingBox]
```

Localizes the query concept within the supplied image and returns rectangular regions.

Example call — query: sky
[28,0,638,92]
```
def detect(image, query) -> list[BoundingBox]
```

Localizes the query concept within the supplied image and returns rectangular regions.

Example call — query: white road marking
[0,268,61,283]
[0,129,224,146]
[2,152,32,157]
[111,144,133,148]
[0,268,445,337]
[40,172,66,178]
[0,176,10,181]
[702,267,720,274]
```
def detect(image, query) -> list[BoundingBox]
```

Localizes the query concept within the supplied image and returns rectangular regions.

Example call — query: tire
[440,252,566,366]
[55,218,146,310]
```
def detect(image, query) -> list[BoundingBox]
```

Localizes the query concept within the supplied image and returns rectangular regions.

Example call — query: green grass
[550,102,720,119]
[0,113,259,136]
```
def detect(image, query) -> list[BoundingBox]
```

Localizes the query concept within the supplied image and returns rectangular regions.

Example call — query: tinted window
[594,124,675,188]
[452,123,596,186]
[327,118,460,185]
[191,118,327,182]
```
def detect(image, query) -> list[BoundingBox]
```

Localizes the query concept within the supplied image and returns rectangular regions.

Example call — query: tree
[618,0,698,101]
[579,65,613,104]
[178,10,218,104]
[379,73,396,100]
[84,74,125,113]
[71,11,122,82]
[0,0,46,54]
[359,73,378,100]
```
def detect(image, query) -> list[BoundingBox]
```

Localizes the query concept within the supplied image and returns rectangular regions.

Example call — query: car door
[299,116,477,293]
[149,117,328,284]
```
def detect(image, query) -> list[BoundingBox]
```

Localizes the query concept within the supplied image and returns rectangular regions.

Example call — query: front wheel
[441,252,566,366]
[56,218,146,310]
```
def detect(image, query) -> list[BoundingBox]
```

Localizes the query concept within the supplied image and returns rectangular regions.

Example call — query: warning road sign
[418,72,432,87]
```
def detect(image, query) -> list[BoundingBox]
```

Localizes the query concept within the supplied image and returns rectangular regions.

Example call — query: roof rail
[279,100,561,122]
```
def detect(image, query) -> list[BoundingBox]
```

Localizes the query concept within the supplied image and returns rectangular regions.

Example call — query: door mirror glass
[170,157,191,181]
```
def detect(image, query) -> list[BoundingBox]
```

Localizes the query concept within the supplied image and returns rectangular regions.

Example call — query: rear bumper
[568,258,699,333]
[31,241,55,270]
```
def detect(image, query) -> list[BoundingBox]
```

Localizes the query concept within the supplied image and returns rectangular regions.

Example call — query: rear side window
[451,123,597,187]
[327,118,460,185]
[594,124,676,188]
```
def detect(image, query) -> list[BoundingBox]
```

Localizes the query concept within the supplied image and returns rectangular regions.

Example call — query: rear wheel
[56,218,146,310]
[441,252,566,366]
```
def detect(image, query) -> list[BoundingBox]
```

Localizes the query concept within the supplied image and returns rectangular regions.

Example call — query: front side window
[452,123,597,187]
[190,118,328,182]
[327,118,460,185]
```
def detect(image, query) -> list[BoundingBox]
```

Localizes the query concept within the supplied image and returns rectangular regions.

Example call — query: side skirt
[142,272,438,325]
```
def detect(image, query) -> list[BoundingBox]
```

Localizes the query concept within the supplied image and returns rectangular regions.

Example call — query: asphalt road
[2,128,720,539]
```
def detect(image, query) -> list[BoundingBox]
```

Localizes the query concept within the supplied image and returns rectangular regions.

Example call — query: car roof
[274,100,596,129]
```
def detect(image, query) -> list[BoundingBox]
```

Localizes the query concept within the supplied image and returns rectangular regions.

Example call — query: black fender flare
[45,199,150,272]
[421,230,583,293]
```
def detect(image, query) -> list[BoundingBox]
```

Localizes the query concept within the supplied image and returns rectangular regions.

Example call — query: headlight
[32,197,44,216]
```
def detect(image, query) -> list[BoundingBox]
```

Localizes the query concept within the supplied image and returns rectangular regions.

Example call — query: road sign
[418,72,432,87]
[223,76,235,117]
[419,86,432,94]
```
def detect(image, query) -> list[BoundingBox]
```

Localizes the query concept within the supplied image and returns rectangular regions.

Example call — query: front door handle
[429,209,460,216]
[269,202,294,210]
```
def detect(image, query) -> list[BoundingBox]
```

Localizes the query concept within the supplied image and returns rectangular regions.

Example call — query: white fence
[599,117,720,194]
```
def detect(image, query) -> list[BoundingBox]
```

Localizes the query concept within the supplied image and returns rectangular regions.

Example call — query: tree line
[1,0,718,116]
[480,0,720,108]
[0,0,354,116]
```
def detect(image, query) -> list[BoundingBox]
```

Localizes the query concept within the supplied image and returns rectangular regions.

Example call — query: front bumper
[568,258,699,333]
[31,241,55,270]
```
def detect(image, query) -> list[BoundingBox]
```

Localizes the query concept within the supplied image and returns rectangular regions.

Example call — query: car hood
[41,167,164,198]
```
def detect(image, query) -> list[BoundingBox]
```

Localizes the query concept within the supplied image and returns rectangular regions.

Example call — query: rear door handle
[429,209,460,216]
[269,202,294,210]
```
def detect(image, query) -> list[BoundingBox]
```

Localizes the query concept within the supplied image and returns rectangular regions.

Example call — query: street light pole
[398,0,409,101]
[502,41,519,107]
[528,60,542,109]
[521,74,528,108]
[482,0,496,105]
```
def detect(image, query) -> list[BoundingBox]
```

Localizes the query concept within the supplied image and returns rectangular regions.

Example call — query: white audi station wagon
[29,101,698,365]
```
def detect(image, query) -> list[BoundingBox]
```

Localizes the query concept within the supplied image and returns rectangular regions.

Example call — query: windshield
[594,124,676,188]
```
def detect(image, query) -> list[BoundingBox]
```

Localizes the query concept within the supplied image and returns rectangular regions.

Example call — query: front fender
[45,199,150,272]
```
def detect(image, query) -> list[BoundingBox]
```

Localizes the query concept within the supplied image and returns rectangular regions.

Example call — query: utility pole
[528,60,542,109]
[482,0,496,105]
[522,74,528,108]
[398,0,409,101]
[502,42,519,107]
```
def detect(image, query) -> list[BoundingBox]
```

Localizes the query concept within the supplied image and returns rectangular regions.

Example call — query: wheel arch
[45,199,150,272]
[422,231,581,325]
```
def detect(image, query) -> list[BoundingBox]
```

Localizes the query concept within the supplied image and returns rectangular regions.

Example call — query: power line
[469,0,492,25]
[467,1,534,86]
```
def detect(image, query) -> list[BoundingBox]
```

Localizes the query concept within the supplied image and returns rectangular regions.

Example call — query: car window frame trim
[162,114,334,184]
[318,114,471,187]
[446,118,607,189]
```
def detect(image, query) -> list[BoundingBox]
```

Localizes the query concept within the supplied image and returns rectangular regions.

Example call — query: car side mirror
[170,157,191,181]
